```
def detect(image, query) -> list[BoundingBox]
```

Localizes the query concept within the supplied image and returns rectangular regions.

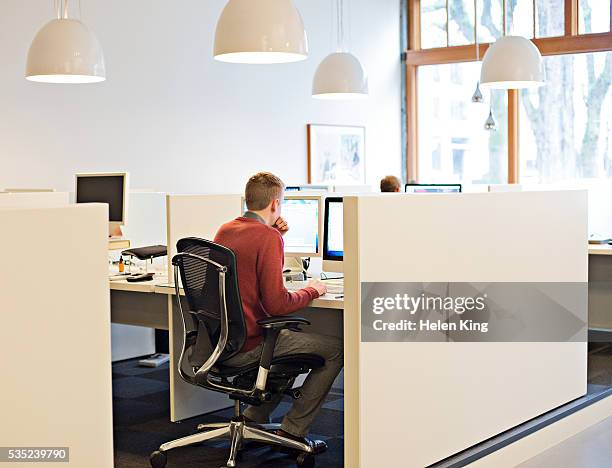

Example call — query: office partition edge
[343,196,361,468]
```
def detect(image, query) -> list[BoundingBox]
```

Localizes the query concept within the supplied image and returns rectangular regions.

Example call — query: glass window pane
[519,52,612,231]
[418,62,508,185]
[449,0,475,46]
[421,0,448,49]
[579,0,611,34]
[535,0,565,38]
[507,0,535,38]
[478,0,503,43]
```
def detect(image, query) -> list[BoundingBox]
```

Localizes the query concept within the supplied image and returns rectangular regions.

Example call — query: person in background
[214,172,342,453]
[380,175,402,192]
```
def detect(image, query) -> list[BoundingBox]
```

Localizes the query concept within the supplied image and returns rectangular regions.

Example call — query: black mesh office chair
[149,238,325,468]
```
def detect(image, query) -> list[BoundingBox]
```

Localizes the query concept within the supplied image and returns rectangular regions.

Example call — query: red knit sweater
[214,216,320,352]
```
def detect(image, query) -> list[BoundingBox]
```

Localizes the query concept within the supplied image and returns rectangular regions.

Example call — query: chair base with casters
[150,238,328,468]
[150,398,321,468]
[150,355,325,468]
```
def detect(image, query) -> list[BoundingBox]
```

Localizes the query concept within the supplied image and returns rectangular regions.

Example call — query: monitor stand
[109,224,123,238]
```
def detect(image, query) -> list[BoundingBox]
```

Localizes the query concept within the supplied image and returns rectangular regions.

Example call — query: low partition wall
[343,191,588,467]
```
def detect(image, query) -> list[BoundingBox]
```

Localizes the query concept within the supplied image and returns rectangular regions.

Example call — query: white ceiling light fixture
[312,0,368,99]
[480,0,544,89]
[214,0,308,64]
[26,0,105,84]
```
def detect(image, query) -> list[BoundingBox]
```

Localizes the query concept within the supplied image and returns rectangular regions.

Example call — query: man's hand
[274,217,289,236]
[306,279,328,296]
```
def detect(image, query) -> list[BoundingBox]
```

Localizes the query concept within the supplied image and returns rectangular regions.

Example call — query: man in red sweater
[215,172,343,451]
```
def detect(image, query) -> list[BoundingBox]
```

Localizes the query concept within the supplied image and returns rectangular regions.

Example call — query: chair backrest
[174,238,246,372]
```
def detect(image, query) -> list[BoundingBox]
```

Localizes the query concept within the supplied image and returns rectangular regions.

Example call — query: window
[418,62,508,184]
[407,0,612,229]
[579,0,612,34]
[421,0,448,49]
[420,0,569,49]
[520,52,612,183]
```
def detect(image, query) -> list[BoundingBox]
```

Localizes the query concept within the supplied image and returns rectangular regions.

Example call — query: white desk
[589,244,612,255]
[109,277,344,421]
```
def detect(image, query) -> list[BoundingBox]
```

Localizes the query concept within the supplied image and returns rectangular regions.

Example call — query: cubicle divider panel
[166,194,243,283]
[0,191,69,208]
[0,204,113,468]
[344,191,589,467]
[165,194,242,421]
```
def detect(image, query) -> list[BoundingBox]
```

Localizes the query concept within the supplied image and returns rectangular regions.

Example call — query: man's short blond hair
[245,172,285,211]
[380,175,401,192]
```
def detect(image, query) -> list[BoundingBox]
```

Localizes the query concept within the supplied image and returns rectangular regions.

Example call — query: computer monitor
[281,195,322,257]
[405,183,462,193]
[323,197,344,273]
[75,172,129,227]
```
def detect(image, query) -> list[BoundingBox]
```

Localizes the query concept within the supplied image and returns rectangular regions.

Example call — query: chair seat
[211,353,325,378]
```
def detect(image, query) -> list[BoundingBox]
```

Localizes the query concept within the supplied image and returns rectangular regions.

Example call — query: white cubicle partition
[166,194,243,279]
[0,204,113,467]
[343,191,588,467]
[165,194,243,421]
[0,191,69,208]
[111,192,167,362]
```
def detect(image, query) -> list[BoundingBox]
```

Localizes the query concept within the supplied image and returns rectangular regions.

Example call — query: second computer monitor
[75,172,129,226]
[405,183,462,193]
[323,197,344,273]
[281,196,322,257]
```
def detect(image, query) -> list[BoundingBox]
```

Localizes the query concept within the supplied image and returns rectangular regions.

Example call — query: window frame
[404,0,612,183]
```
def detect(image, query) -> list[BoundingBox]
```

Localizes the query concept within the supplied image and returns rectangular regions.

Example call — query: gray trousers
[224,330,343,437]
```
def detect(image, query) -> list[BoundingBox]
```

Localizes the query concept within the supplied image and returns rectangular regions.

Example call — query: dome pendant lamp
[480,0,544,89]
[312,0,368,99]
[214,0,308,64]
[26,0,106,83]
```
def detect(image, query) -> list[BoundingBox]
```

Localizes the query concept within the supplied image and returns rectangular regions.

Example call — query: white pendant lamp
[312,0,368,99]
[26,0,105,83]
[480,1,544,89]
[214,0,308,64]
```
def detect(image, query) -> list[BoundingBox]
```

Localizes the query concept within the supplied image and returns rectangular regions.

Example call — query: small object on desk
[118,256,125,273]
[335,295,344,299]
[126,272,155,282]
[109,273,131,281]
[588,234,612,245]
[138,353,170,368]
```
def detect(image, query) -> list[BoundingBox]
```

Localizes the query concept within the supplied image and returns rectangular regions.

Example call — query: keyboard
[285,280,344,295]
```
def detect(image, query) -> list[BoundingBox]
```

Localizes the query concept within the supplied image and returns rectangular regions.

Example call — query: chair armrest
[257,316,311,329]
[253,316,310,392]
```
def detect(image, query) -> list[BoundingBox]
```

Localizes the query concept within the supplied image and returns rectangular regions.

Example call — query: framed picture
[307,124,366,185]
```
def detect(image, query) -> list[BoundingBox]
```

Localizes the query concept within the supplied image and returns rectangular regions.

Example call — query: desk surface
[109,275,169,293]
[589,244,612,256]
[153,283,344,309]
[110,276,343,309]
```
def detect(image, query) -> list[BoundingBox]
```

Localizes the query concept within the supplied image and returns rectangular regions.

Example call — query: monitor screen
[76,175,126,223]
[323,197,343,261]
[405,183,462,193]
[281,198,320,255]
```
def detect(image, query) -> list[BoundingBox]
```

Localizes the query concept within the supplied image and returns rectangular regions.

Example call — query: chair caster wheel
[296,452,315,468]
[150,450,167,468]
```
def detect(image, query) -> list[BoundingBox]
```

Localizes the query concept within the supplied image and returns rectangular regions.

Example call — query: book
[108,238,131,251]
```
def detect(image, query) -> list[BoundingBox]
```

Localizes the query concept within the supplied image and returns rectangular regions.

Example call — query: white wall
[0,0,401,193]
